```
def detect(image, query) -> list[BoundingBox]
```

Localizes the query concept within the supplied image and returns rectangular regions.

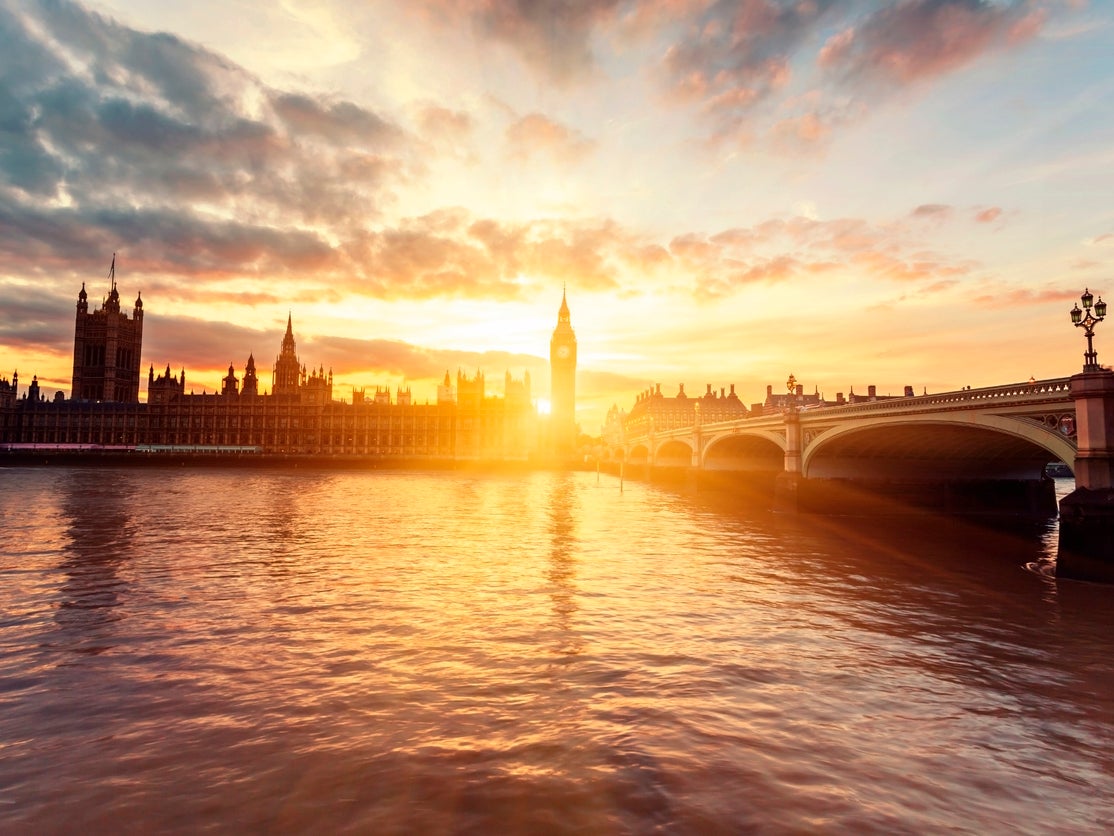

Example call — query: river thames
[1,466,1111,833]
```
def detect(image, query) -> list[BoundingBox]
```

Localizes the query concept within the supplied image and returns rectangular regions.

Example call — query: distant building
[1,280,545,462]
[71,255,143,403]
[0,372,17,409]
[754,383,823,414]
[603,382,748,448]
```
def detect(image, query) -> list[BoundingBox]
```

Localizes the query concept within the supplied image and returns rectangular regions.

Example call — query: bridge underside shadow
[699,435,782,495]
[800,424,1061,517]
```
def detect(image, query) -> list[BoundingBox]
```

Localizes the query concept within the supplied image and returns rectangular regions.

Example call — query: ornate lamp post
[785,373,798,412]
[1070,288,1107,372]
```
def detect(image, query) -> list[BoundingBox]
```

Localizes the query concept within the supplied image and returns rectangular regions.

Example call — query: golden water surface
[1,467,1112,833]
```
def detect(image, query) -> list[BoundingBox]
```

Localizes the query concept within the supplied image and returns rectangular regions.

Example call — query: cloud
[504,113,595,165]
[659,0,837,134]
[648,0,1060,149]
[974,206,1002,223]
[0,284,76,355]
[144,316,270,372]
[972,286,1080,309]
[817,1,1047,89]
[406,0,625,83]
[913,201,949,217]
[671,213,977,298]
[0,2,631,309]
[415,104,477,161]
[342,212,630,299]
[0,0,416,281]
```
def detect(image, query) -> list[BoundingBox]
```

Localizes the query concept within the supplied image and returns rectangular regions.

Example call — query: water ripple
[0,468,1111,833]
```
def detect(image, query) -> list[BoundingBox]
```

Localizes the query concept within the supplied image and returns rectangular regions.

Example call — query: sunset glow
[1,0,1112,430]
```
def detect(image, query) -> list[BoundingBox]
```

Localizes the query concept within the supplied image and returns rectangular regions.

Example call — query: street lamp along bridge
[1060,288,1114,581]
[1070,288,1107,372]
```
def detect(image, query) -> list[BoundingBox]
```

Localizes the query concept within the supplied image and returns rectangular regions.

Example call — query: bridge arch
[801,414,1075,480]
[655,438,694,467]
[702,430,785,472]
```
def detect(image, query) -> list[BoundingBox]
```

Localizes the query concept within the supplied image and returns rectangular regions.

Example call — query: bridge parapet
[797,378,1072,419]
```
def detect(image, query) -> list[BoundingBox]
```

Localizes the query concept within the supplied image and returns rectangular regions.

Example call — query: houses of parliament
[0,267,579,461]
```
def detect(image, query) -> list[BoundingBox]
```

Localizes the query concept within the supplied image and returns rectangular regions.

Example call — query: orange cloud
[415,104,477,161]
[504,113,595,165]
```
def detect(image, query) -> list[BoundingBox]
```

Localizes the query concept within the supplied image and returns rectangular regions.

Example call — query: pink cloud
[671,213,977,298]
[770,111,830,150]
[975,207,1002,223]
[912,203,953,220]
[818,0,1047,88]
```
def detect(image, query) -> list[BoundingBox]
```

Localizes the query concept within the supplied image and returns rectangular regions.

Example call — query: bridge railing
[794,377,1073,419]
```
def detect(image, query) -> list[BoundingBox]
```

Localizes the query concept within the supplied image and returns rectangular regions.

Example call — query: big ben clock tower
[550,287,577,455]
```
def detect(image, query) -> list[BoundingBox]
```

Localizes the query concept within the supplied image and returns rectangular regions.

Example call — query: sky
[1,0,1112,431]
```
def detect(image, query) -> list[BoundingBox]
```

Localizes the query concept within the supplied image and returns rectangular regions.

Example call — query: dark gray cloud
[144,316,270,373]
[0,285,77,354]
[0,0,412,282]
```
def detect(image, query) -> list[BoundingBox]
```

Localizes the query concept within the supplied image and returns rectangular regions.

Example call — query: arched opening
[805,422,1067,481]
[704,434,784,472]
[655,439,693,468]
[801,420,1067,516]
[700,433,784,496]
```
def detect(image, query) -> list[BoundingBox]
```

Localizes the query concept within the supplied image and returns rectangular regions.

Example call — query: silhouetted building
[550,288,577,454]
[2,284,543,462]
[0,372,17,409]
[147,365,185,405]
[71,256,143,402]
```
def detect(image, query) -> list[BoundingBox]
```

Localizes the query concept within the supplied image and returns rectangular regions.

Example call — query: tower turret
[70,255,143,402]
[273,314,301,397]
[242,353,259,397]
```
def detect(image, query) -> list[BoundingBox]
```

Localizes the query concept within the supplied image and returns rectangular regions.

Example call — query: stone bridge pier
[1058,370,1114,582]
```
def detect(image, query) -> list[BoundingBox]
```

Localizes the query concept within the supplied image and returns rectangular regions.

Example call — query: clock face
[556,345,571,360]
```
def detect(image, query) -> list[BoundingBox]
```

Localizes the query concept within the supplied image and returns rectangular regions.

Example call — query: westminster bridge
[603,370,1114,582]
[611,377,1077,485]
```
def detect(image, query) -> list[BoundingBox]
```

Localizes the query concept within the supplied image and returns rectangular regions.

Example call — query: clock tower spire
[550,286,577,456]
